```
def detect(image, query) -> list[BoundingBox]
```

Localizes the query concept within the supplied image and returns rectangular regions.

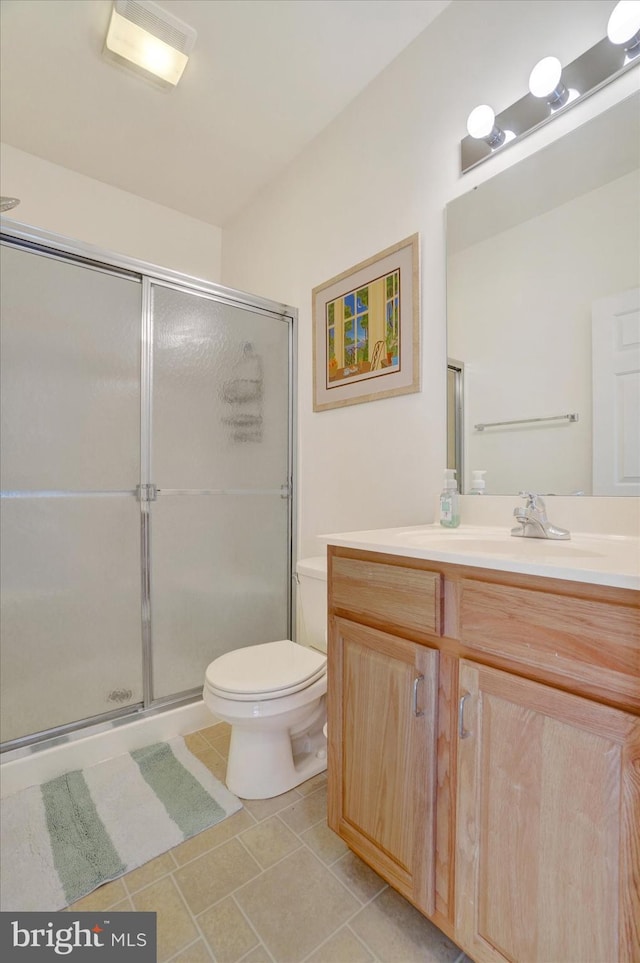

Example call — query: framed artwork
[312,233,420,411]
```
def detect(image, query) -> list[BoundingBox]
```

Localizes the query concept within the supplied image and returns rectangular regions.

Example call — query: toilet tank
[296,556,327,653]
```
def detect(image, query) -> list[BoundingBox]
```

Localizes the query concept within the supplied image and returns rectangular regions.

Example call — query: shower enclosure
[0,224,295,752]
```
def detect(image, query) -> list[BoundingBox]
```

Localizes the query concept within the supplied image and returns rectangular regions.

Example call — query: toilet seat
[205,639,327,702]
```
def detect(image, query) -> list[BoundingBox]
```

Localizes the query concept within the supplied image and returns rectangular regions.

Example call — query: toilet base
[225,702,327,799]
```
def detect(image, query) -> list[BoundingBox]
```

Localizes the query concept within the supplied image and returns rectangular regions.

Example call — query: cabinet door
[327,617,438,915]
[456,660,640,963]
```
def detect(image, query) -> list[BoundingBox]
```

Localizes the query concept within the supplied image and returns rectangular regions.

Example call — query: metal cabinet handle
[413,675,425,717]
[458,692,471,739]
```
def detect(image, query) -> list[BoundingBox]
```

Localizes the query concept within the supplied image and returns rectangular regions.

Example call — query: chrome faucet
[511,492,570,540]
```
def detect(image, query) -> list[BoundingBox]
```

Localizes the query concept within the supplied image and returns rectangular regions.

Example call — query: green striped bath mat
[0,737,242,912]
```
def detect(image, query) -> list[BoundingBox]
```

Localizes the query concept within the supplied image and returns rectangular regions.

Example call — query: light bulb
[466,105,496,139]
[528,56,570,108]
[140,36,174,75]
[607,1,640,47]
[466,105,506,149]
[529,56,562,97]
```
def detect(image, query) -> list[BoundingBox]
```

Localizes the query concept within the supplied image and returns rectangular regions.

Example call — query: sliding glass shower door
[149,283,292,699]
[0,244,143,744]
[0,232,294,750]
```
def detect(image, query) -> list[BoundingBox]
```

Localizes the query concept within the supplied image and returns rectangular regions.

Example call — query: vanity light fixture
[104,0,197,88]
[607,0,640,55]
[460,0,640,173]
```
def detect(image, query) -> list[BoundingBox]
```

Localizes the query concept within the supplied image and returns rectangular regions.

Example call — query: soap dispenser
[470,470,487,494]
[439,469,460,528]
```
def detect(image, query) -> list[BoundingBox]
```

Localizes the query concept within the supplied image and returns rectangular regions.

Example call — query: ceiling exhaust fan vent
[115,0,197,55]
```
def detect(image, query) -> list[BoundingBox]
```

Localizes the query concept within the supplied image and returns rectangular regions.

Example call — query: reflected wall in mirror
[447,92,640,496]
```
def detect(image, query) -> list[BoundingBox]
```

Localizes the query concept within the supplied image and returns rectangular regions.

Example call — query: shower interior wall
[0,226,295,752]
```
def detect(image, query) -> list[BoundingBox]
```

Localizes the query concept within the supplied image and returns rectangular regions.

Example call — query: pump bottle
[470,470,487,494]
[439,469,460,528]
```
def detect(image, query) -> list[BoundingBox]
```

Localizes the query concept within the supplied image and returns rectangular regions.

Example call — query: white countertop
[321,524,640,590]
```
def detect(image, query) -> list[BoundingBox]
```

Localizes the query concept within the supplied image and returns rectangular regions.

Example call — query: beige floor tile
[350,887,461,963]
[240,815,302,869]
[183,732,211,754]
[279,786,327,834]
[305,926,374,963]
[197,896,259,962]
[295,771,327,796]
[109,896,135,911]
[188,746,228,782]
[174,837,261,916]
[300,822,349,865]
[330,851,387,904]
[235,847,360,962]
[66,878,128,912]
[171,939,214,962]
[241,947,273,963]
[132,876,199,963]
[241,788,303,822]
[171,809,255,867]
[200,723,231,758]
[123,852,176,894]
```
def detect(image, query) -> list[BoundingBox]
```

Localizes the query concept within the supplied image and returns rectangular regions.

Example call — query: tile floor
[68,723,472,963]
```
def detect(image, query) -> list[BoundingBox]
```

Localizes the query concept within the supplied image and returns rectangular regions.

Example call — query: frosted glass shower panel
[152,285,290,490]
[0,495,142,743]
[0,228,294,747]
[150,494,290,699]
[0,244,141,491]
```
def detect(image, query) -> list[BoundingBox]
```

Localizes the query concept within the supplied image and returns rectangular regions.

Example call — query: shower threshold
[1,697,214,799]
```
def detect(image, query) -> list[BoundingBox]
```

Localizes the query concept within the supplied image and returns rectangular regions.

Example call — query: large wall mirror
[446,91,639,496]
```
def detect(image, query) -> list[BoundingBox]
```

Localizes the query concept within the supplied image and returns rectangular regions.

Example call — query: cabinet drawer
[459,579,640,709]
[330,556,442,636]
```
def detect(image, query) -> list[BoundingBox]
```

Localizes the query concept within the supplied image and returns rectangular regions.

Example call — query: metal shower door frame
[139,274,298,709]
[0,220,297,751]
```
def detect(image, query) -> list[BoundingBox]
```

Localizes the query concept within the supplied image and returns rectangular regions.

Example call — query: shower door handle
[136,483,158,502]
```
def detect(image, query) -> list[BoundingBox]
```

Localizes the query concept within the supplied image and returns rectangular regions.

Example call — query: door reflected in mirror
[446,92,640,496]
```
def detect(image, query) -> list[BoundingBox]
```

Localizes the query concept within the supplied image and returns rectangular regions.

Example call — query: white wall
[221,0,639,557]
[0,143,222,281]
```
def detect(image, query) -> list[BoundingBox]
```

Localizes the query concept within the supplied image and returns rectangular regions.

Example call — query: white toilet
[202,556,328,799]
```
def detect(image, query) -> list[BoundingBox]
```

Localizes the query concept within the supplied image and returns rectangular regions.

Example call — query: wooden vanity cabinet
[456,660,639,963]
[328,618,438,914]
[327,555,442,915]
[327,545,640,963]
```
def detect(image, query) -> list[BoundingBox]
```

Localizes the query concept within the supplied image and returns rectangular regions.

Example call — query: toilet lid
[205,639,327,699]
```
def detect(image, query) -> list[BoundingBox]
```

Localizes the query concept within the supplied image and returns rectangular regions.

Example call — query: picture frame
[312,233,420,411]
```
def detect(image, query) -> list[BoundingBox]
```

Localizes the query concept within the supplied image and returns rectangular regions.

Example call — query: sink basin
[400,535,605,559]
